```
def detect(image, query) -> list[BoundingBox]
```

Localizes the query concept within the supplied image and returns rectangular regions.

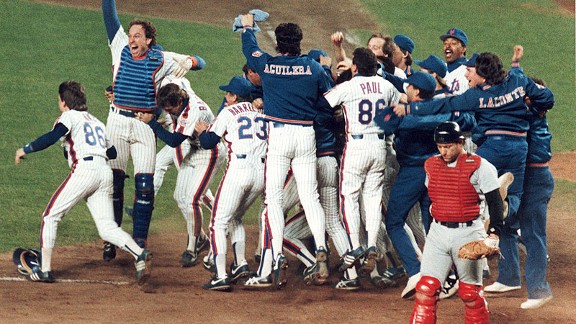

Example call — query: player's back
[215,102,267,159]
[60,110,109,165]
[329,75,399,135]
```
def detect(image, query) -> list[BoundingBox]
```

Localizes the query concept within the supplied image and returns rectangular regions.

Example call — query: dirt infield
[2,1,575,322]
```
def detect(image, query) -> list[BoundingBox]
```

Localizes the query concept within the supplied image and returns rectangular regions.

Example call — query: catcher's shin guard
[458,282,489,324]
[112,169,126,226]
[410,275,441,324]
[133,173,155,241]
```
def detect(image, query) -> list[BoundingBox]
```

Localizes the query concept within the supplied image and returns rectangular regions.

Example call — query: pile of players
[16,2,555,321]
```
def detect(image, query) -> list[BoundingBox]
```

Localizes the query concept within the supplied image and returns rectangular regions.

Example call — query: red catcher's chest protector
[425,153,481,222]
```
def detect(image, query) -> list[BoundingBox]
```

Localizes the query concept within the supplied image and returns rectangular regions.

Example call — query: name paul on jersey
[360,82,384,95]
[264,64,312,76]
[478,86,526,108]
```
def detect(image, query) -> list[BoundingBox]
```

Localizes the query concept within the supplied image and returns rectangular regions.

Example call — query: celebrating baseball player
[194,76,267,291]
[136,76,225,267]
[409,121,504,324]
[15,81,152,284]
[440,28,470,95]
[239,13,332,289]
[324,47,401,282]
[101,0,206,256]
[484,46,555,309]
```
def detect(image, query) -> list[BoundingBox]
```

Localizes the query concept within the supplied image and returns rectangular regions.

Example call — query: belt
[434,218,474,228]
[485,130,527,137]
[110,106,136,118]
[83,156,93,161]
[272,122,312,128]
[350,134,385,140]
[236,154,265,163]
[527,162,549,167]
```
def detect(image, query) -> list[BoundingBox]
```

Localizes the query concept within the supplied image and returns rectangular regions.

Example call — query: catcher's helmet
[434,121,465,144]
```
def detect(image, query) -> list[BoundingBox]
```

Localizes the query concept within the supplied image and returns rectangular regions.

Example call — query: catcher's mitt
[13,248,41,276]
[457,239,500,260]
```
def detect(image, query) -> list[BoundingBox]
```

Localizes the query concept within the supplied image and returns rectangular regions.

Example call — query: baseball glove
[13,248,41,276]
[457,239,500,260]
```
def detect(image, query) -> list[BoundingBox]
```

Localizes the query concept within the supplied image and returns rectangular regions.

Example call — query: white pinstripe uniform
[283,156,350,268]
[207,102,267,280]
[40,110,144,271]
[445,64,469,95]
[154,105,216,211]
[164,77,226,254]
[106,25,199,177]
[324,75,400,251]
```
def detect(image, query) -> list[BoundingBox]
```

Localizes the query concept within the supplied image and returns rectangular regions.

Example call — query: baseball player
[324,47,401,280]
[484,46,554,309]
[392,34,415,76]
[15,81,152,284]
[136,76,226,267]
[410,121,503,324]
[101,0,206,255]
[240,14,331,289]
[194,76,267,291]
[280,49,355,288]
[440,28,469,95]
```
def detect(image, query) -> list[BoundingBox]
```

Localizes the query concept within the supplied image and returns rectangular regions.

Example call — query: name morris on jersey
[264,64,312,76]
[478,86,526,108]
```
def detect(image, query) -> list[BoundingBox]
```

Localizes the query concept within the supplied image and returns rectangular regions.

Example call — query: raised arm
[102,0,121,43]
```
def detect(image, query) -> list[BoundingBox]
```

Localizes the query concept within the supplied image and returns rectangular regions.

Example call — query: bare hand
[15,148,26,165]
[252,98,263,112]
[336,58,352,71]
[392,103,407,117]
[331,31,344,47]
[241,14,254,28]
[104,89,114,103]
[135,112,155,123]
[195,120,209,134]
[512,45,523,62]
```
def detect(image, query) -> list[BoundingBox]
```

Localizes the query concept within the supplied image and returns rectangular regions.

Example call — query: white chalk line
[0,276,130,285]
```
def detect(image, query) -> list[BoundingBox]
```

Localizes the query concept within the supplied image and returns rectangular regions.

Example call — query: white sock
[41,247,52,272]
[215,253,227,279]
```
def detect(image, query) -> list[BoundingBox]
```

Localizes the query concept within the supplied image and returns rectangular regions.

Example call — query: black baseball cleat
[103,242,116,261]
[273,255,288,290]
[338,246,365,272]
[197,234,209,253]
[230,261,250,283]
[180,250,198,267]
[135,249,153,286]
[203,276,232,292]
[29,267,55,283]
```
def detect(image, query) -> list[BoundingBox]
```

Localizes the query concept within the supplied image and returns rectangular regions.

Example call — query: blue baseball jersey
[241,28,333,125]
[408,73,555,136]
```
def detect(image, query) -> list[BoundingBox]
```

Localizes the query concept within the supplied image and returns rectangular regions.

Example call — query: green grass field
[0,0,574,251]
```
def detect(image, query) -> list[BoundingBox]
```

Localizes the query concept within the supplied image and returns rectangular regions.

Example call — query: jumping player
[410,121,503,324]
[101,0,206,255]
[239,13,332,289]
[136,77,225,267]
[15,81,152,284]
[195,76,267,291]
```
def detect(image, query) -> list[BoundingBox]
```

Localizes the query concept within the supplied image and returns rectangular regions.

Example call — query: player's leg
[153,144,175,195]
[385,166,426,281]
[38,168,97,277]
[106,113,130,227]
[519,166,553,305]
[283,212,315,268]
[130,119,157,248]
[339,144,365,252]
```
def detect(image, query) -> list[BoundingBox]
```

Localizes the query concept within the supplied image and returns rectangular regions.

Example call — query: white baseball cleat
[520,296,552,309]
[484,282,521,293]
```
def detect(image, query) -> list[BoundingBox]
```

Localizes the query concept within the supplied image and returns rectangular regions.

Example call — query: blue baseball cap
[440,28,468,46]
[405,71,436,94]
[463,53,480,67]
[219,76,252,98]
[414,55,447,78]
[394,34,415,54]
[308,49,328,62]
